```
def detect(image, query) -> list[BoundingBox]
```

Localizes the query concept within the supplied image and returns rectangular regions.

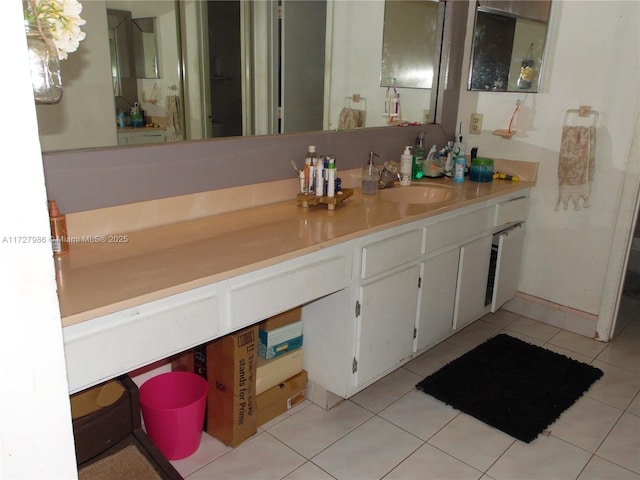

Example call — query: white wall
[457,0,639,320]
[0,2,77,478]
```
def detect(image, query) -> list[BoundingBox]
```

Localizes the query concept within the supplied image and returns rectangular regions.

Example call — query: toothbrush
[508,100,521,134]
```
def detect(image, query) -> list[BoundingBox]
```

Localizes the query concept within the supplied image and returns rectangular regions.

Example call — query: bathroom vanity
[59,176,532,402]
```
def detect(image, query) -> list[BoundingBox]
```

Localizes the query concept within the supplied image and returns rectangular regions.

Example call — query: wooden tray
[297,188,353,210]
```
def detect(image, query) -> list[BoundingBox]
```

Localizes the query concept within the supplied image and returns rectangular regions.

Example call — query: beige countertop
[56,176,534,328]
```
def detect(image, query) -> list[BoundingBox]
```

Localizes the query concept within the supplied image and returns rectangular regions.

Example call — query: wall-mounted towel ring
[564,105,599,128]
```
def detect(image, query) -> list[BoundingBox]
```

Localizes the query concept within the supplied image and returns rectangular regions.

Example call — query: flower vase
[25,20,63,104]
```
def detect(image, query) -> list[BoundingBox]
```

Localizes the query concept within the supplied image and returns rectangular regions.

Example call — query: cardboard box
[171,325,258,447]
[258,335,303,359]
[256,348,303,395]
[259,320,303,348]
[260,307,302,331]
[206,325,258,447]
[256,370,308,427]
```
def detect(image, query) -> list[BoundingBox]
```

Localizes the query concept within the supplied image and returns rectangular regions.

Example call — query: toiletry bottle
[299,169,306,194]
[454,141,466,168]
[453,154,466,183]
[304,146,316,194]
[316,157,325,197]
[423,144,439,177]
[443,140,454,176]
[400,146,412,186]
[116,109,125,128]
[308,163,316,194]
[413,132,426,179]
[362,151,379,195]
[327,157,336,197]
[49,200,69,256]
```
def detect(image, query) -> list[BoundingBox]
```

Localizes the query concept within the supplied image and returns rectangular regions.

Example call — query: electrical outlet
[470,113,483,134]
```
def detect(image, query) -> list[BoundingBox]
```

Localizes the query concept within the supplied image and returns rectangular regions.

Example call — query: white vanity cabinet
[304,191,530,402]
[355,264,420,387]
[489,196,529,312]
[63,282,224,394]
[489,223,526,312]
[453,234,493,329]
[415,205,494,351]
[353,228,423,388]
[63,186,531,403]
[415,248,459,352]
[117,129,166,145]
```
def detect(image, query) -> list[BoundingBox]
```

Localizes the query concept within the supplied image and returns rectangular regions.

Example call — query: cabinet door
[415,248,460,352]
[355,264,420,388]
[453,235,492,330]
[491,223,525,312]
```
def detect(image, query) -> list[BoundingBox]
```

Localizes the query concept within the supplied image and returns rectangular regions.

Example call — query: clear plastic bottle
[400,146,412,186]
[413,132,426,179]
[362,152,379,195]
[304,146,316,193]
[454,155,466,183]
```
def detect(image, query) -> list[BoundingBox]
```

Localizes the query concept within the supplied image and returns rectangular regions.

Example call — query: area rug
[416,333,603,443]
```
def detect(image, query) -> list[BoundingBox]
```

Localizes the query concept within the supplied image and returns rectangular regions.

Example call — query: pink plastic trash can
[139,371,208,460]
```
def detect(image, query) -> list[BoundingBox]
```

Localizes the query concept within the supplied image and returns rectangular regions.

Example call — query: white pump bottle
[400,146,412,186]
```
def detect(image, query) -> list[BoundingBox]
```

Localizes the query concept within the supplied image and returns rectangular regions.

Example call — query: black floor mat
[416,334,603,443]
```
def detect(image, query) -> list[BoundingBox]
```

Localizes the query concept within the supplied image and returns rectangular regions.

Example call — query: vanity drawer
[63,283,222,394]
[495,196,530,226]
[425,208,493,253]
[229,250,351,330]
[361,229,423,279]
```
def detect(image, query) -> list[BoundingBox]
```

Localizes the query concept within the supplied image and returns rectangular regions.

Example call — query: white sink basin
[378,184,457,205]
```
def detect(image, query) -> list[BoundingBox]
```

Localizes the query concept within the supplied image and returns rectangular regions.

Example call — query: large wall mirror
[35,0,448,153]
[468,0,551,92]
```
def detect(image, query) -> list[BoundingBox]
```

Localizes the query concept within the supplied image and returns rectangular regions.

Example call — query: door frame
[597,110,640,340]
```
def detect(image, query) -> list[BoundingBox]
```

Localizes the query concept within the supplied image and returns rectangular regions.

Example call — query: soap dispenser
[362,151,379,195]
[400,146,412,186]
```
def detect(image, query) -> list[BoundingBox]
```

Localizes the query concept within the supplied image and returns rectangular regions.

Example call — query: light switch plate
[470,113,483,134]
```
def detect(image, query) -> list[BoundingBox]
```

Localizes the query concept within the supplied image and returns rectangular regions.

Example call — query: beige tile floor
[171,302,640,480]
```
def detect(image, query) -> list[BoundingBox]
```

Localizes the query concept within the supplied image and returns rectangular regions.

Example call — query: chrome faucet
[379,161,400,189]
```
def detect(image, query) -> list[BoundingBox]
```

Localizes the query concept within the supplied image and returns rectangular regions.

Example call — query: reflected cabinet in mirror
[380,0,441,89]
[35,0,447,153]
[133,17,160,79]
[468,0,551,92]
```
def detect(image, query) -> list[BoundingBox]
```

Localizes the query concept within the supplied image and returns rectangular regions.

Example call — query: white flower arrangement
[24,0,86,60]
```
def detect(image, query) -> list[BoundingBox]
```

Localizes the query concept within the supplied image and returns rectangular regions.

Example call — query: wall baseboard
[502,292,600,340]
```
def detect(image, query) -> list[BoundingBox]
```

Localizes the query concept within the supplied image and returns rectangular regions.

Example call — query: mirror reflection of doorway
[202,0,326,139]
[206,0,243,138]
[280,0,326,134]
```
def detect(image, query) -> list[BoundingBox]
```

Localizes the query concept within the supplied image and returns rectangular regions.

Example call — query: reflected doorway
[200,0,326,139]
[206,0,243,138]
